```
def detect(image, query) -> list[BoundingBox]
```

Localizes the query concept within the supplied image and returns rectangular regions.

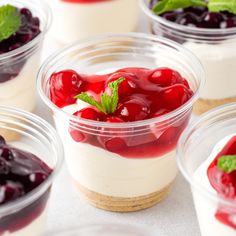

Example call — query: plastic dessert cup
[48,0,138,45]
[0,106,63,236]
[177,103,236,236]
[45,224,156,236]
[140,0,236,114]
[0,0,51,112]
[37,33,204,212]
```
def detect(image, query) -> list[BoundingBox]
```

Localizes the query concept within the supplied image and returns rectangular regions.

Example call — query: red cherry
[216,208,236,230]
[105,72,137,98]
[69,108,103,142]
[116,96,150,121]
[207,136,236,230]
[161,84,193,110]
[149,68,183,87]
[49,70,85,108]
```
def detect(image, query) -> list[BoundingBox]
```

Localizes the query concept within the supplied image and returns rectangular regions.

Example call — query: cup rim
[0,0,52,61]
[140,0,236,36]
[177,102,236,208]
[37,32,205,129]
[0,106,64,216]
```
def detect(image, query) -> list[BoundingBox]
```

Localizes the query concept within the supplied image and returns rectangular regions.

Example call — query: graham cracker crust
[75,181,174,212]
[193,96,236,115]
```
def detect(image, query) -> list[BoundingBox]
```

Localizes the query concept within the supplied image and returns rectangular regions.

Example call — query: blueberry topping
[0,7,41,83]
[150,0,236,29]
[0,136,51,205]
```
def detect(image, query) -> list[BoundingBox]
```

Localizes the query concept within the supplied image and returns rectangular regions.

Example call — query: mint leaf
[0,5,21,42]
[208,0,236,14]
[152,0,207,15]
[75,77,125,114]
[217,155,236,173]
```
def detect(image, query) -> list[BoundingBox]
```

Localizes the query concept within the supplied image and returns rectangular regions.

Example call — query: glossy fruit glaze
[150,0,236,29]
[207,136,236,230]
[0,135,51,234]
[50,67,193,158]
[0,7,41,83]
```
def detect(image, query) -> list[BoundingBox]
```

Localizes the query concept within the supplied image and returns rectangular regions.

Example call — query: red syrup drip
[49,67,193,158]
[207,136,236,230]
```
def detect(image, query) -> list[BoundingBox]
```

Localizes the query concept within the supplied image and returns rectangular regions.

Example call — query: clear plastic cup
[0,0,51,112]
[48,0,138,45]
[0,106,63,236]
[177,103,236,236]
[37,33,204,212]
[140,0,236,114]
[46,224,156,236]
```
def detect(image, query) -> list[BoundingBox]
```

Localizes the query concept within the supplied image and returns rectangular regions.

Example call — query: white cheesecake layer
[49,0,138,44]
[0,52,40,112]
[193,134,236,236]
[184,40,236,100]
[2,207,48,236]
[53,105,177,198]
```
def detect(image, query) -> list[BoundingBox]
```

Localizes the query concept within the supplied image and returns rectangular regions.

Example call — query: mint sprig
[152,0,236,15]
[208,0,236,14]
[0,5,21,42]
[152,0,207,15]
[75,77,125,114]
[217,155,236,173]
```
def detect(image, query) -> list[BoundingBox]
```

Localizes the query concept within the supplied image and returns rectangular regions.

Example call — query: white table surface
[35,11,201,236]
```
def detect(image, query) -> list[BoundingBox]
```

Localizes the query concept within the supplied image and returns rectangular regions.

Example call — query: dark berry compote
[50,67,193,158]
[0,5,41,83]
[0,135,51,235]
[150,0,236,29]
[207,135,236,230]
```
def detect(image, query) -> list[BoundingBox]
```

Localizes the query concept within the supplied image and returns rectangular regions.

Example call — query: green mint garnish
[217,155,236,173]
[0,5,21,42]
[208,0,236,14]
[152,0,207,15]
[152,0,236,15]
[74,77,125,114]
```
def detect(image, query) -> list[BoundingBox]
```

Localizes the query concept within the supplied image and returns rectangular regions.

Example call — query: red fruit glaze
[49,67,193,158]
[50,70,85,108]
[207,136,236,230]
[69,108,103,142]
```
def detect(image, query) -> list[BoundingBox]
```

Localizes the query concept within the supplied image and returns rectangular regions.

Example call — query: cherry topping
[161,84,192,110]
[116,96,150,121]
[207,136,236,229]
[50,67,193,158]
[50,70,85,108]
[149,68,182,87]
[69,108,103,142]
[105,72,137,98]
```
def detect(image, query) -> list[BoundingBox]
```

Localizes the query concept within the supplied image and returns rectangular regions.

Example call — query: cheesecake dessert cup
[0,106,63,236]
[46,224,156,236]
[141,0,236,114]
[49,0,138,45]
[177,103,236,236]
[0,0,51,112]
[38,33,204,212]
